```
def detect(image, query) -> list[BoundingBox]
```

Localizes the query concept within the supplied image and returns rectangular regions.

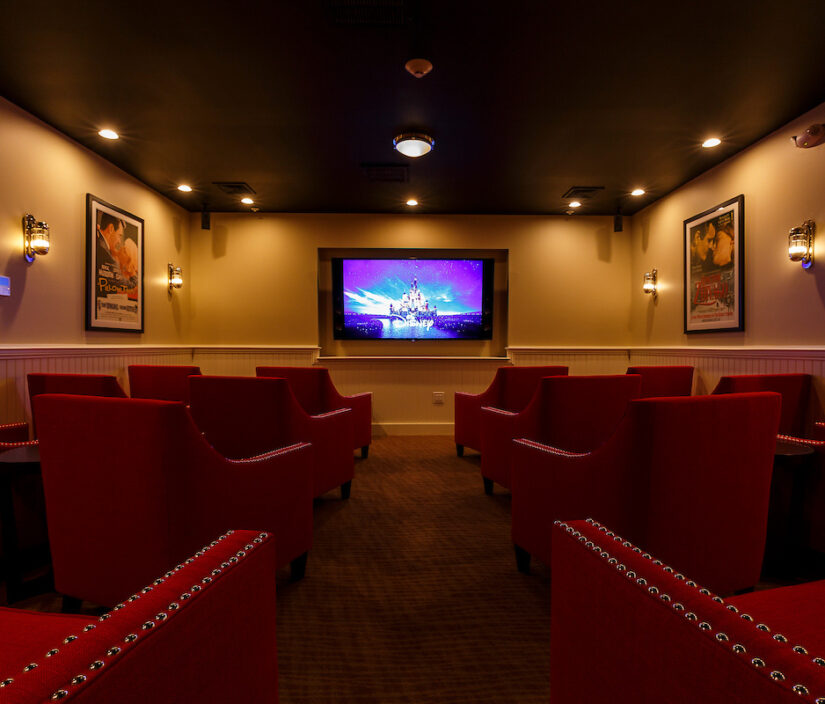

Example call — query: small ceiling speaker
[405,58,433,78]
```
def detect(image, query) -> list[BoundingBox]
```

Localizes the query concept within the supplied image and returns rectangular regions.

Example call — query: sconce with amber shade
[168,264,183,291]
[643,268,658,298]
[788,220,814,269]
[23,214,50,263]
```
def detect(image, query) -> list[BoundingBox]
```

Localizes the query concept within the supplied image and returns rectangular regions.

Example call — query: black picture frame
[683,194,744,334]
[85,194,145,332]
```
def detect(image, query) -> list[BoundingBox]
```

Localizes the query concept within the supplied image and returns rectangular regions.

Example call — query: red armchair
[256,366,372,458]
[127,365,202,404]
[454,365,568,457]
[712,373,813,436]
[550,519,825,704]
[33,394,312,607]
[0,530,278,704]
[626,365,694,397]
[479,374,641,495]
[191,375,354,499]
[511,392,781,594]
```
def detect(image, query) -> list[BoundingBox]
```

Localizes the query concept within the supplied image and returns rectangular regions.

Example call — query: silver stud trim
[124,634,138,643]
[698,621,711,631]
[756,623,770,632]
[751,657,765,668]
[106,647,121,657]
[732,644,746,654]
[0,678,13,687]
[770,671,785,681]
[46,648,59,657]
[793,684,809,695]
[83,624,96,632]
[23,663,37,672]
[89,660,104,671]
[813,657,825,666]
[51,690,69,700]
[141,621,155,630]
[71,675,86,685]
[715,632,729,642]
[774,634,788,643]
[63,636,78,644]
[793,646,808,655]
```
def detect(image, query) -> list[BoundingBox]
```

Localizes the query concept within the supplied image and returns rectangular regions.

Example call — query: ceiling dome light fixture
[241,197,254,205]
[98,128,119,140]
[406,199,419,206]
[702,137,722,148]
[178,184,192,192]
[631,188,645,196]
[393,133,434,158]
[404,58,433,78]
[569,201,582,208]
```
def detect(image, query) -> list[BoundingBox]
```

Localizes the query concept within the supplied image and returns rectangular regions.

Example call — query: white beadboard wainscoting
[2,345,825,435]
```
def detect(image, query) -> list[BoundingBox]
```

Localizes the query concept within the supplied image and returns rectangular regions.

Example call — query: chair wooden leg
[483,477,493,495]
[291,552,308,581]
[514,544,531,574]
[456,444,464,457]
[61,595,82,613]
[361,445,369,459]
[341,480,352,500]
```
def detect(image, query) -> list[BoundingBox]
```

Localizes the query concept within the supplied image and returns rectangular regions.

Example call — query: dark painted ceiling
[1,1,825,215]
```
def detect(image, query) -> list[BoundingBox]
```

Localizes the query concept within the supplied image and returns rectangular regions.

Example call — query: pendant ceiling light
[393,133,434,158]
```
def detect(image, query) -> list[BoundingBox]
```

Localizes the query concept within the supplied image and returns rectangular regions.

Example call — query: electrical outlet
[432,391,445,405]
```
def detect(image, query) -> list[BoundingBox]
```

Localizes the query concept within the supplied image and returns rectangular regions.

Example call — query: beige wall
[188,212,632,349]
[630,102,825,346]
[0,98,191,345]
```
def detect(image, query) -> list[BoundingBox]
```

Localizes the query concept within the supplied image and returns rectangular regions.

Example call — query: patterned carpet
[275,435,552,704]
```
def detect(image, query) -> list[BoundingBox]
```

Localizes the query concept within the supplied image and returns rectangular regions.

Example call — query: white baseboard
[373,422,454,436]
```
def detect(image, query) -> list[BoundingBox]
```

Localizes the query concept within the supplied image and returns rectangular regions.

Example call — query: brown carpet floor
[275,435,551,704]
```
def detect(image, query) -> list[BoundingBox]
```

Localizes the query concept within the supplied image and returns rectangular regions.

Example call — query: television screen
[332,258,493,340]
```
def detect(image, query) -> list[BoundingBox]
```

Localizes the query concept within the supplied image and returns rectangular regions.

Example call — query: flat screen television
[332,257,494,340]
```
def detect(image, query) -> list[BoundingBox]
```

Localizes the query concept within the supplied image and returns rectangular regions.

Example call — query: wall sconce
[643,268,658,297]
[168,264,183,290]
[23,214,50,263]
[788,220,815,269]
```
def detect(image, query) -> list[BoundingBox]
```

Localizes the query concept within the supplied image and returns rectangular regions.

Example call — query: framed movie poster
[683,194,744,334]
[86,194,144,332]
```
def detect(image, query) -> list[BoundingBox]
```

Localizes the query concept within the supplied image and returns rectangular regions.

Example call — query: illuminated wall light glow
[643,268,658,297]
[406,199,418,206]
[98,129,119,140]
[631,188,645,196]
[569,201,582,208]
[178,184,192,192]
[702,137,721,148]
[241,197,254,205]
[788,220,815,269]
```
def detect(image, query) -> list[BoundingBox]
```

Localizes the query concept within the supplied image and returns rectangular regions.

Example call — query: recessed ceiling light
[241,197,254,205]
[393,133,434,158]
[178,184,192,192]
[98,128,119,140]
[702,137,722,148]
[631,188,645,196]
[406,199,418,206]
[569,201,582,208]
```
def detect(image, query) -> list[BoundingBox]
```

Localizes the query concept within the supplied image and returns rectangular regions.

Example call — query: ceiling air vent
[212,181,256,195]
[325,0,409,26]
[562,186,605,200]
[361,163,409,182]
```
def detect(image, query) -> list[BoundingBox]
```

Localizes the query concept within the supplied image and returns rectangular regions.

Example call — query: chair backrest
[190,375,300,458]
[625,365,694,398]
[256,366,329,415]
[534,374,642,452]
[128,365,202,403]
[496,365,568,411]
[712,373,811,436]
[27,373,128,436]
[630,392,782,594]
[33,394,197,607]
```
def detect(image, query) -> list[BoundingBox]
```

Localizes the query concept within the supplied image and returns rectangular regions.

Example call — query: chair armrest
[304,408,354,495]
[0,422,29,443]
[0,439,39,453]
[479,407,518,486]
[6,530,278,704]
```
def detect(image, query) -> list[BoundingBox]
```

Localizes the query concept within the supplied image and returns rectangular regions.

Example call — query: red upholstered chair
[712,373,813,437]
[550,519,825,704]
[511,392,781,594]
[479,374,642,495]
[626,365,694,397]
[256,366,372,458]
[127,365,202,403]
[27,373,127,436]
[0,421,29,445]
[33,394,312,607]
[454,365,568,457]
[0,530,278,704]
[190,375,354,500]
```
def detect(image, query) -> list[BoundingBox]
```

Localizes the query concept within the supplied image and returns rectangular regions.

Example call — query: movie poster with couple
[86,195,144,332]
[683,194,744,333]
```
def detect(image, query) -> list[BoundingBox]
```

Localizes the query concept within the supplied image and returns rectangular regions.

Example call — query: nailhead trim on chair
[559,519,825,701]
[513,438,587,458]
[0,530,271,701]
